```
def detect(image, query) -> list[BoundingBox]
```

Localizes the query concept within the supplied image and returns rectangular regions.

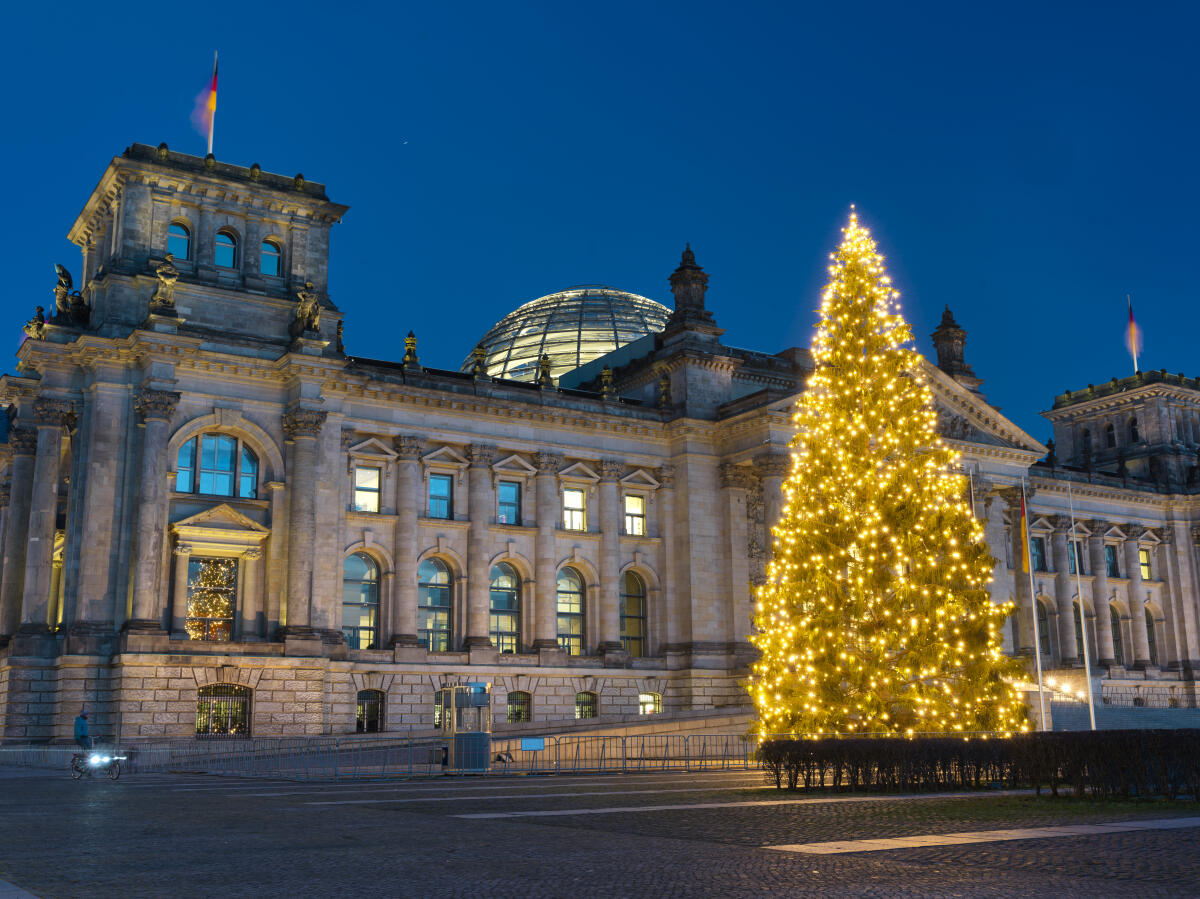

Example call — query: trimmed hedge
[757,730,1200,799]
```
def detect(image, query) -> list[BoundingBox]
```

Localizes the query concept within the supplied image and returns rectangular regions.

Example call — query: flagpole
[1066,479,1096,730]
[1021,479,1048,729]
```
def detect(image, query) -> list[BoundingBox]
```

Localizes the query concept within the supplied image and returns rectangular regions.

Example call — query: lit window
[342,553,379,649]
[1139,548,1152,581]
[196,684,250,738]
[428,473,453,519]
[619,571,646,657]
[354,466,381,513]
[186,557,237,641]
[176,434,258,498]
[563,488,586,531]
[507,690,532,723]
[356,689,384,733]
[168,222,191,260]
[639,692,661,715]
[556,567,585,655]
[1105,545,1121,578]
[418,558,452,652]
[433,689,444,729]
[497,480,521,524]
[624,494,646,536]
[215,230,239,269]
[1030,536,1048,572]
[489,563,520,654]
[261,239,282,277]
[575,691,598,720]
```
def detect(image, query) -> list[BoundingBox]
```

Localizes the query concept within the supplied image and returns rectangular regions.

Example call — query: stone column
[0,427,37,637]
[281,407,327,636]
[1006,499,1035,656]
[170,543,193,636]
[126,389,180,631]
[465,444,495,649]
[19,399,74,635]
[391,435,422,646]
[240,548,263,640]
[756,453,789,561]
[656,464,680,653]
[1123,525,1152,667]
[1050,517,1078,665]
[720,463,753,656]
[1152,529,1183,668]
[1087,521,1116,666]
[597,459,624,656]
[532,452,562,651]
[264,481,286,636]
[48,557,64,630]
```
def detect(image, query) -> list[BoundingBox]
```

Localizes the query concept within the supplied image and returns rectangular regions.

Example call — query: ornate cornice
[394,435,423,460]
[9,426,38,456]
[533,452,564,474]
[133,389,180,423]
[282,408,327,439]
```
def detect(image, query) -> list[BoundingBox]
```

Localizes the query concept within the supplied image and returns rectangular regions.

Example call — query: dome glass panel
[462,285,670,383]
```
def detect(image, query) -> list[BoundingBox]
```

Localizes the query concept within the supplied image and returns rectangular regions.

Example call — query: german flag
[206,52,218,154]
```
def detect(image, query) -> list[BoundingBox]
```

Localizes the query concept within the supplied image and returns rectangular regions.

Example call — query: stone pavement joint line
[766,816,1200,854]
[454,789,1026,819]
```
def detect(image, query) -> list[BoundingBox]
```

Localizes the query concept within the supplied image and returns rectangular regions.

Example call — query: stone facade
[1,144,1198,743]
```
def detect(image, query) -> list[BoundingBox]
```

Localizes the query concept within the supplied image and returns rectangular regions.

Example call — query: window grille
[506,691,532,723]
[356,689,384,733]
[196,684,250,738]
[575,691,598,720]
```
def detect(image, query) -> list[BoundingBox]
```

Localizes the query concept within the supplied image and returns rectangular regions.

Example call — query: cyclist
[73,708,92,751]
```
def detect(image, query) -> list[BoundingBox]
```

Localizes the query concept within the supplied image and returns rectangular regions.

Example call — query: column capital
[1154,526,1174,546]
[533,452,563,474]
[468,443,497,468]
[243,547,263,561]
[341,429,357,451]
[394,434,423,460]
[9,425,38,456]
[1085,519,1110,537]
[1123,523,1147,542]
[174,543,194,556]
[719,462,755,490]
[33,398,75,429]
[1050,515,1074,534]
[0,483,9,507]
[598,459,624,482]
[282,407,327,439]
[754,452,790,479]
[655,464,675,488]
[133,389,180,423]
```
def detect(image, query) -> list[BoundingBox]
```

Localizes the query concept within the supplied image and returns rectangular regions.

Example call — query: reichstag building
[1,144,1198,742]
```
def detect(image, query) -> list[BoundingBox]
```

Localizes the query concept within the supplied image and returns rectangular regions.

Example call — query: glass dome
[462,285,671,383]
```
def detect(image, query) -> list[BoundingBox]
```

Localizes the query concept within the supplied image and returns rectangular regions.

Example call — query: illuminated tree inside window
[749,211,1027,737]
[186,557,237,641]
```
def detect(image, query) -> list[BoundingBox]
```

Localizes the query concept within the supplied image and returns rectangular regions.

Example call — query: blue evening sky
[3,1,1197,440]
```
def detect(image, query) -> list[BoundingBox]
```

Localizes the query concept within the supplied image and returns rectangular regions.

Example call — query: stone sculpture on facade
[290,281,321,338]
[52,264,90,326]
[149,254,179,313]
[22,307,46,340]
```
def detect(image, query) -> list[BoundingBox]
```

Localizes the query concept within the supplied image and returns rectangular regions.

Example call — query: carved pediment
[348,437,399,461]
[172,503,269,534]
[620,468,661,489]
[492,453,537,477]
[923,360,1045,455]
[560,461,600,482]
[421,446,470,468]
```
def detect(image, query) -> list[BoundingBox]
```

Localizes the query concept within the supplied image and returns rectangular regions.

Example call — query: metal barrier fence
[0,733,763,782]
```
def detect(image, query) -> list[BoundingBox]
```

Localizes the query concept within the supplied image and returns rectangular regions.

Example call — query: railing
[0,733,763,782]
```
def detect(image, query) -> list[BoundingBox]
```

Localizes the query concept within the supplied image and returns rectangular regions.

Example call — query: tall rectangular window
[186,557,237,642]
[1030,536,1048,572]
[354,466,381,513]
[1105,545,1121,578]
[1139,548,1152,581]
[624,494,646,536]
[563,488,586,531]
[1068,540,1086,575]
[497,480,521,524]
[428,473,453,519]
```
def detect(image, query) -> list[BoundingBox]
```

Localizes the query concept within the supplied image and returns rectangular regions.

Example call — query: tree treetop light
[749,210,1028,737]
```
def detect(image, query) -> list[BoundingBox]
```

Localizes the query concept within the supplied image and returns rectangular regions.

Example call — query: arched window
[186,557,237,641]
[507,690,532,723]
[1081,429,1092,453]
[342,553,379,649]
[175,434,259,498]
[556,567,585,656]
[1073,602,1086,661]
[1110,606,1125,666]
[1105,423,1116,448]
[619,571,647,657]
[356,689,384,733]
[418,559,452,652]
[1036,601,1051,657]
[168,221,191,260]
[215,229,239,269]
[1129,418,1140,443]
[196,684,251,737]
[489,563,520,654]
[1145,608,1158,666]
[639,692,661,715]
[261,239,282,277]
[575,691,598,720]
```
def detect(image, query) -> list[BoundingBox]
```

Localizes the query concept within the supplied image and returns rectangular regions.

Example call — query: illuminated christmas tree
[750,210,1028,737]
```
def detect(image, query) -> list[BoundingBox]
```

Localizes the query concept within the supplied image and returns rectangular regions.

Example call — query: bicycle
[69,743,126,781]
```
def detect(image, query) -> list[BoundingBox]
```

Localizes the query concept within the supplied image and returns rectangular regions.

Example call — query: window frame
[214,228,240,270]
[196,683,251,738]
[1104,544,1121,578]
[489,562,521,654]
[342,552,380,650]
[418,557,453,652]
[496,479,522,525]
[562,487,587,532]
[619,570,647,657]
[1110,605,1125,665]
[175,433,259,500]
[428,473,454,520]
[506,690,532,723]
[356,689,385,733]
[1145,608,1158,665]
[623,493,647,536]
[1029,535,1048,572]
[185,556,238,642]
[556,567,586,656]
[353,465,382,513]
[638,692,662,715]
[260,238,283,277]
[1068,540,1086,575]
[574,691,598,720]
[1138,547,1152,581]
[1035,600,1051,657]
[168,221,192,261]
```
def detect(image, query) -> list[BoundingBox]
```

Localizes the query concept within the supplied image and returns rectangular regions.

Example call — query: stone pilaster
[1050,516,1079,664]
[391,435,422,647]
[126,389,180,632]
[465,443,496,651]
[0,427,37,637]
[1087,520,1116,666]
[170,543,193,636]
[656,464,682,656]
[1123,525,1152,668]
[19,400,74,640]
[532,452,563,653]
[240,548,263,640]
[597,459,624,658]
[720,463,754,658]
[755,453,789,560]
[281,407,327,638]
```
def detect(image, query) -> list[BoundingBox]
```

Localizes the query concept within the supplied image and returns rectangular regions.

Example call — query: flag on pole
[1019,493,1031,574]
[191,52,219,155]
[1125,294,1142,373]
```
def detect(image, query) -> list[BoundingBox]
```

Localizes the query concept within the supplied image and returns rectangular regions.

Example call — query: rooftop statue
[53,264,90,326]
[150,254,179,312]
[290,281,321,339]
[23,306,46,340]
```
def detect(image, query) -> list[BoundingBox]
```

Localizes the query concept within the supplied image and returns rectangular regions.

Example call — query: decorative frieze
[282,408,327,439]
[133,389,180,423]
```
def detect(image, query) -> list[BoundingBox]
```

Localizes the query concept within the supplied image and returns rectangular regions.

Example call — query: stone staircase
[1050,700,1200,731]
